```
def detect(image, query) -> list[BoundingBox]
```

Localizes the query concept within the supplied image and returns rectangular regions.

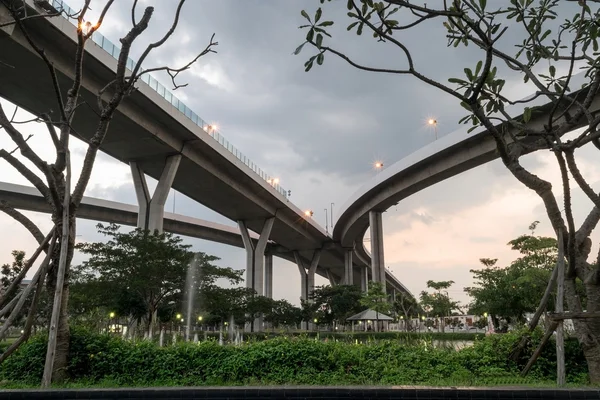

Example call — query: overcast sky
[1,0,599,307]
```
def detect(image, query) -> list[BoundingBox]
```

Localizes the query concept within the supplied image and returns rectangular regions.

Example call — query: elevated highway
[334,73,600,283]
[0,181,410,297]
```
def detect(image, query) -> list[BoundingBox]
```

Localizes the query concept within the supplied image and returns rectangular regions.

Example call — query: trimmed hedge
[217,331,485,342]
[0,327,588,387]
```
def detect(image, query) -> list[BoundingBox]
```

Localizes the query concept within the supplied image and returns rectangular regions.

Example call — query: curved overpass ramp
[335,76,600,272]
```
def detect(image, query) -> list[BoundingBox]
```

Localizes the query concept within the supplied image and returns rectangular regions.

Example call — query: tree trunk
[52,283,70,382]
[579,280,600,384]
[45,217,75,384]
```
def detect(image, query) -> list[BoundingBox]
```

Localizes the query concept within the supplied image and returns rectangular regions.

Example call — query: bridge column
[130,155,181,233]
[369,210,386,293]
[360,266,368,292]
[264,253,273,299]
[294,250,321,330]
[326,270,338,286]
[344,249,353,285]
[238,218,274,332]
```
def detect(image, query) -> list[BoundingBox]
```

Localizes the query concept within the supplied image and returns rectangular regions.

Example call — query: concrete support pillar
[264,253,273,299]
[369,210,386,293]
[130,155,181,233]
[344,249,353,285]
[360,266,368,292]
[326,270,338,286]
[238,218,274,332]
[294,250,321,330]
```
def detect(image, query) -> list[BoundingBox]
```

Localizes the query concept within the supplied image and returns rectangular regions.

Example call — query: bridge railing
[48,0,289,199]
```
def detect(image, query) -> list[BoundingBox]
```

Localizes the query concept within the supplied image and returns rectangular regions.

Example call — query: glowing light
[304,210,313,217]
[428,118,437,126]
[109,312,115,318]
[79,21,95,35]
[198,316,203,321]
[374,161,384,169]
[207,124,217,131]
[176,313,182,319]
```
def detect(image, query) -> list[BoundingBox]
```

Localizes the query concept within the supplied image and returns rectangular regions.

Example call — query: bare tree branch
[0,199,46,244]
[0,233,56,341]
[133,33,218,90]
[0,228,54,310]
[0,150,54,206]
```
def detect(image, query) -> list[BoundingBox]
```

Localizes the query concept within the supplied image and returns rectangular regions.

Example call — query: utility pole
[330,202,334,228]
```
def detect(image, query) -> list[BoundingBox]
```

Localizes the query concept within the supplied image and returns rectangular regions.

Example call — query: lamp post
[108,311,115,334]
[428,118,438,140]
[330,203,334,228]
[324,208,328,233]
[483,312,488,333]
[313,318,318,332]
[198,316,203,332]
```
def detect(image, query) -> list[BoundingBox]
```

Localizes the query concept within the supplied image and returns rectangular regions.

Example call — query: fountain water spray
[184,253,201,341]
[228,315,235,342]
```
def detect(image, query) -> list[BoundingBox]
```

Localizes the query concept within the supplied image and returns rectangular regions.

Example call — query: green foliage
[465,225,560,326]
[420,280,460,333]
[74,223,195,322]
[1,250,26,288]
[310,284,364,326]
[360,282,390,314]
[0,327,587,387]
[71,223,246,332]
[393,291,421,331]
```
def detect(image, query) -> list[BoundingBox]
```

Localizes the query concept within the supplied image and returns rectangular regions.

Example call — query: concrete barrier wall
[0,387,597,399]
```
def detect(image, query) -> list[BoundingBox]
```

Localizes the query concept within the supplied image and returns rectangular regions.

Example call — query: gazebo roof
[346,309,394,321]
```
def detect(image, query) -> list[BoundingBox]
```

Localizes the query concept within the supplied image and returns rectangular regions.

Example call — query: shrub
[0,327,587,387]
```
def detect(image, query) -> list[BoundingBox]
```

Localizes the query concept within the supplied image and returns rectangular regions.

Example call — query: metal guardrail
[48,0,289,199]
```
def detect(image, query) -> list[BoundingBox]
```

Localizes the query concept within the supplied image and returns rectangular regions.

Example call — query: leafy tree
[420,280,460,333]
[393,291,422,331]
[263,299,302,330]
[466,224,585,329]
[76,223,195,335]
[360,281,391,332]
[311,284,363,328]
[295,0,600,381]
[201,286,255,327]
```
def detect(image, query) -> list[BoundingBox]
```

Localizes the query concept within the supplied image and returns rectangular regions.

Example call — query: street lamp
[206,124,217,135]
[428,118,438,140]
[176,313,181,320]
[79,20,95,36]
[108,312,115,333]
[374,161,384,169]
